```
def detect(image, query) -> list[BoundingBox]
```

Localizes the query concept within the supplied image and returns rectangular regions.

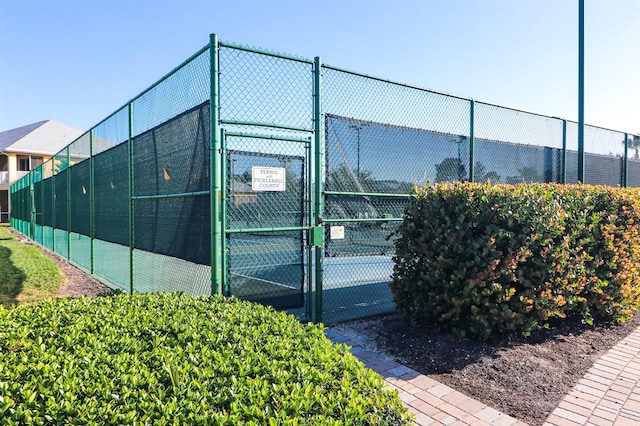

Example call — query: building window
[31,156,43,169]
[0,190,8,223]
[17,155,30,171]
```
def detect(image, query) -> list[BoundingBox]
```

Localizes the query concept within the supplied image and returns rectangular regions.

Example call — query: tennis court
[226,229,395,323]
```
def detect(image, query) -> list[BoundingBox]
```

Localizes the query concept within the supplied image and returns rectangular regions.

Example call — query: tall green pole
[67,148,71,260]
[128,102,135,294]
[210,34,222,295]
[313,56,324,323]
[469,100,475,182]
[90,129,95,274]
[562,119,567,184]
[623,133,629,187]
[578,0,585,183]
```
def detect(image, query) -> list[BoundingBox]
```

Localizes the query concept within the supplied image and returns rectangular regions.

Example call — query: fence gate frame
[211,35,325,322]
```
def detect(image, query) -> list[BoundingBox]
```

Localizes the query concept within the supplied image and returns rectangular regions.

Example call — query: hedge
[390,182,640,340]
[0,293,411,425]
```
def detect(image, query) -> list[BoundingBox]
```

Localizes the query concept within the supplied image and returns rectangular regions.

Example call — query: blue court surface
[229,246,397,324]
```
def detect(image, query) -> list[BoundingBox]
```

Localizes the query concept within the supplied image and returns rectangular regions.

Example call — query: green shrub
[0,293,411,425]
[559,185,640,323]
[390,182,640,340]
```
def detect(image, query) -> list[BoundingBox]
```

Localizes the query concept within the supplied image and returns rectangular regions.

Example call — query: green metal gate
[215,38,323,322]
[222,133,311,312]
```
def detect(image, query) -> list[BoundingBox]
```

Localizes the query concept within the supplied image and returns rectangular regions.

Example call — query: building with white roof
[0,120,83,222]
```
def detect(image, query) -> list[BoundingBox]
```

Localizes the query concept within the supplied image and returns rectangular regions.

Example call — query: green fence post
[128,102,135,294]
[10,184,13,229]
[12,182,15,231]
[14,182,16,230]
[90,129,95,274]
[210,33,222,296]
[67,148,71,260]
[29,173,35,239]
[52,164,56,250]
[40,172,44,243]
[13,184,17,231]
[469,99,475,182]
[306,112,314,321]
[16,182,19,233]
[313,56,324,323]
[14,182,17,232]
[220,128,228,295]
[562,119,567,184]
[8,183,11,229]
[15,182,18,232]
[623,133,629,187]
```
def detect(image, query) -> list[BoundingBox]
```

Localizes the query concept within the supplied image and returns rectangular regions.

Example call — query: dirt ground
[43,250,112,298]
[40,244,640,426]
[341,311,640,426]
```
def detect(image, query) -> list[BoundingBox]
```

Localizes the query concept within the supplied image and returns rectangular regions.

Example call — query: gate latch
[310,226,324,247]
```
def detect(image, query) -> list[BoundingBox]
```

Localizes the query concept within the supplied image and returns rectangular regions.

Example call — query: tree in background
[434,157,466,182]
[327,164,376,192]
[434,158,501,183]
[505,167,543,184]
[474,162,501,183]
[627,135,640,160]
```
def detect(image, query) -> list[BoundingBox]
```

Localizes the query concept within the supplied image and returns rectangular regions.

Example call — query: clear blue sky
[1,0,638,135]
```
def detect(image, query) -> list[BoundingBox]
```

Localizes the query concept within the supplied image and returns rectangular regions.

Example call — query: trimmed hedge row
[0,293,411,425]
[390,182,640,340]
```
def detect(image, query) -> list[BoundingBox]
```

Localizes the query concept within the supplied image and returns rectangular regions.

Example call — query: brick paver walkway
[325,328,527,425]
[544,328,640,426]
[326,325,640,426]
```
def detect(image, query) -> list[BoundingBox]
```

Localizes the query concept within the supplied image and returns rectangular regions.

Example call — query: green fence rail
[10,34,640,324]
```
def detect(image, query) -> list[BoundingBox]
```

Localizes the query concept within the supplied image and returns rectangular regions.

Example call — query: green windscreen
[42,179,53,228]
[54,170,68,230]
[69,160,91,236]
[93,143,129,246]
[133,102,211,265]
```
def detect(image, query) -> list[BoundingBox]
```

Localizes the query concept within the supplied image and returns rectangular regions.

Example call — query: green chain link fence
[10,34,640,324]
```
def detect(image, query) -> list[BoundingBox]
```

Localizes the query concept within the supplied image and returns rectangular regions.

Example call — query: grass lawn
[0,224,64,308]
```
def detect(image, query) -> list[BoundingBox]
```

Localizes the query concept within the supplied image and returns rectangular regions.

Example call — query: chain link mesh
[583,125,626,186]
[219,45,313,130]
[131,49,210,138]
[227,231,306,309]
[475,103,565,184]
[134,249,211,296]
[628,134,640,187]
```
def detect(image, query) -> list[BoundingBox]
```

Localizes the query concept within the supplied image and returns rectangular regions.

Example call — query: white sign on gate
[251,167,286,192]
[330,226,345,240]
